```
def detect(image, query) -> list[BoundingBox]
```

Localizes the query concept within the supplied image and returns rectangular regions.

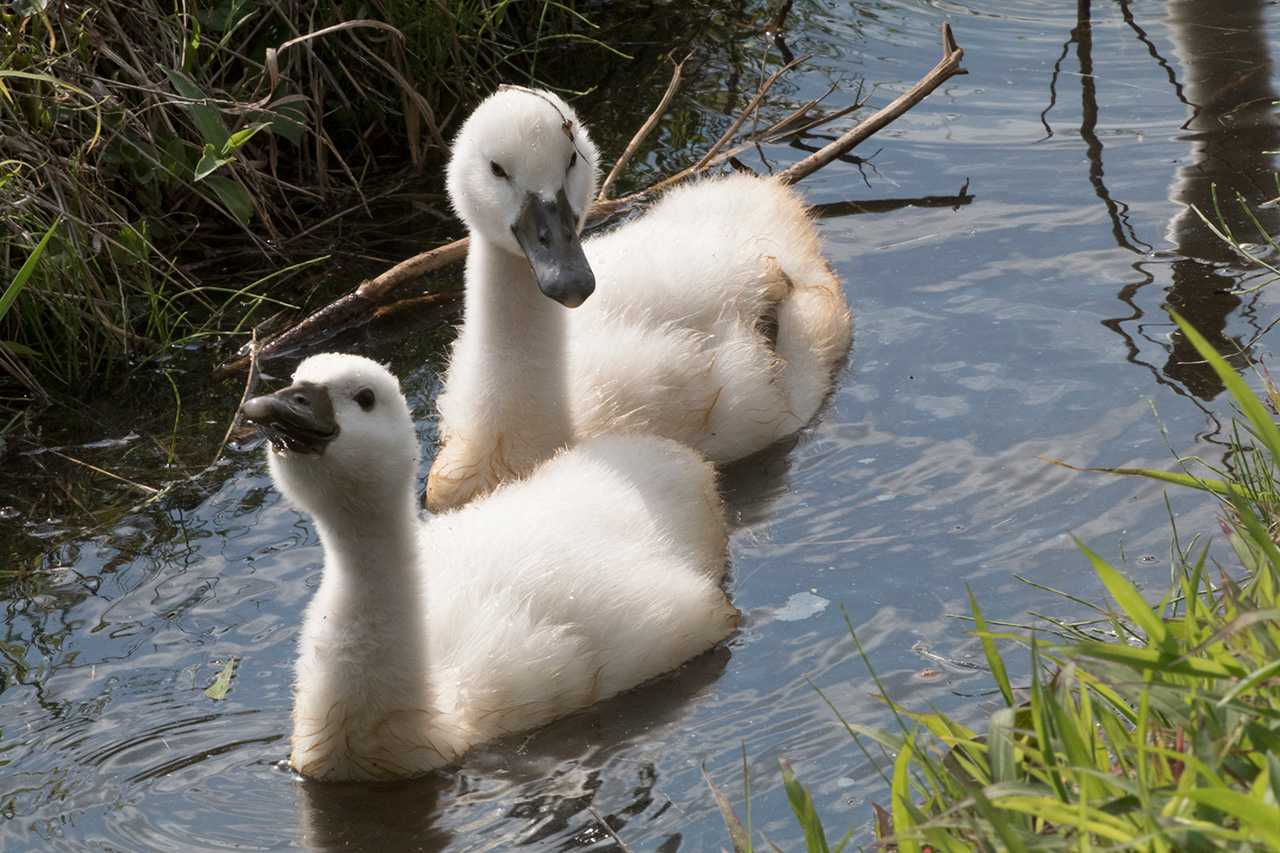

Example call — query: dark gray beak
[241,382,339,455]
[511,189,596,308]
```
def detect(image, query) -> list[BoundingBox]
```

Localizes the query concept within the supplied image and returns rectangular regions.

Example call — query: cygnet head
[447,86,600,308]
[242,354,420,522]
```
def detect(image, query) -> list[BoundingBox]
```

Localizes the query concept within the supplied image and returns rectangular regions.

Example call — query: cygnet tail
[773,263,853,425]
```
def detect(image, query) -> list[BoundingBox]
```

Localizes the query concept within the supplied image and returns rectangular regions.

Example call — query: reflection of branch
[213,25,967,377]
[810,182,973,218]
[1075,0,1151,255]
[1117,0,1199,130]
[1037,29,1072,141]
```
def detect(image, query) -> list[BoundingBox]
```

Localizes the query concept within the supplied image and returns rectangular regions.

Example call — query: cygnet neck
[463,234,574,454]
[310,482,421,593]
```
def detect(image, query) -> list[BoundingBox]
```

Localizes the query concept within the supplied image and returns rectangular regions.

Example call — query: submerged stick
[213,23,966,378]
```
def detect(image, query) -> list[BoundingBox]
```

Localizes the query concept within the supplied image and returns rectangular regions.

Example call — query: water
[4,0,1280,848]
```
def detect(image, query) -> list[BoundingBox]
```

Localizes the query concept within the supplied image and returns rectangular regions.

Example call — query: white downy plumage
[427,87,854,512]
[248,353,737,781]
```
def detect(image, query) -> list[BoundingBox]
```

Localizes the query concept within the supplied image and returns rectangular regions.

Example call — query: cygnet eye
[490,161,509,180]
[567,151,577,171]
[354,388,376,411]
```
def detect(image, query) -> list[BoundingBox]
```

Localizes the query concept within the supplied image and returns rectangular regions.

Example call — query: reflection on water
[1162,0,1280,398]
[3,1,1280,849]
[1078,0,1280,400]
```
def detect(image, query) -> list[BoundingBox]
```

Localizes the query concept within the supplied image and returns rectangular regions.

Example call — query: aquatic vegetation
[709,312,1280,850]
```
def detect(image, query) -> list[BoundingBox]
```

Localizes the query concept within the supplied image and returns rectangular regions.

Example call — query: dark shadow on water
[1159,0,1280,399]
[481,647,731,849]
[719,437,798,531]
[1088,0,1280,401]
[297,774,453,852]
[294,648,731,851]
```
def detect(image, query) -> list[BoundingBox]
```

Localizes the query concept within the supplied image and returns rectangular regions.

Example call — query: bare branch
[693,53,810,171]
[597,52,690,201]
[776,22,965,185]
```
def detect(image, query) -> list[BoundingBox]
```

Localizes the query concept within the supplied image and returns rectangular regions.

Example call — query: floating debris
[204,657,239,701]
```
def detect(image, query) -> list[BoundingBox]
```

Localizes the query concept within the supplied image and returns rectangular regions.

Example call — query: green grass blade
[987,793,1136,842]
[1216,659,1280,707]
[1182,789,1280,848]
[0,218,59,323]
[891,736,921,853]
[779,759,830,853]
[1075,538,1167,645]
[968,584,1015,706]
[1044,458,1244,498]
[1064,642,1245,678]
[1029,638,1070,802]
[971,785,1029,853]
[1170,310,1280,467]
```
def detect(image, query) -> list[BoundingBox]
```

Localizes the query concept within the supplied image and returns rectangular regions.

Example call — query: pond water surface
[4,1,1280,849]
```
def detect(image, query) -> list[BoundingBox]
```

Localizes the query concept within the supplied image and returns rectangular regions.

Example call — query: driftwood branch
[597,52,690,201]
[777,22,965,185]
[213,23,966,378]
[693,52,810,172]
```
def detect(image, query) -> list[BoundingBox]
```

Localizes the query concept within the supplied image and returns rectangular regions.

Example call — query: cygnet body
[244,353,737,781]
[427,86,854,512]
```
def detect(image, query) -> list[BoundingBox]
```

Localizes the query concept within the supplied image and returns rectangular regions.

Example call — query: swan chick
[243,353,738,781]
[429,87,853,511]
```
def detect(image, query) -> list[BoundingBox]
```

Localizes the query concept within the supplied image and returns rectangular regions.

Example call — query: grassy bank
[715,314,1280,850]
[0,1,612,419]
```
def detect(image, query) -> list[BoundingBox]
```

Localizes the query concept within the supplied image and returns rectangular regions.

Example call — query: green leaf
[202,175,255,225]
[222,122,270,155]
[1044,458,1246,498]
[1217,658,1280,707]
[1183,789,1280,848]
[204,657,238,700]
[194,143,234,181]
[265,100,307,145]
[0,218,58,323]
[163,67,229,149]
[891,738,920,853]
[987,791,1135,842]
[1076,538,1167,645]
[779,759,830,853]
[1,341,38,358]
[1064,641,1246,678]
[1170,310,1280,469]
[968,584,1015,706]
